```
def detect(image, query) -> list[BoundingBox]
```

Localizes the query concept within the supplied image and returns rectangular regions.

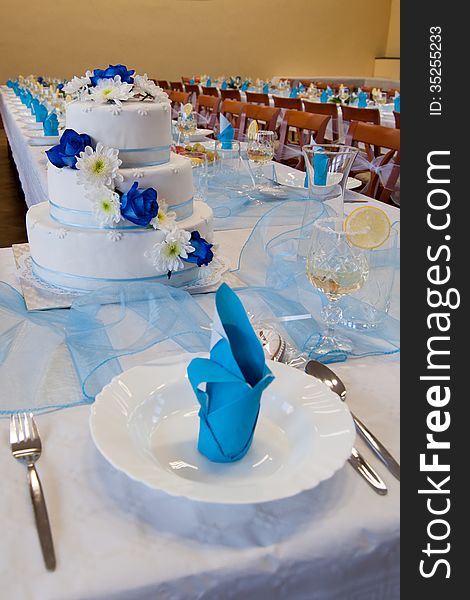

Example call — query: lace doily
[17,248,229,307]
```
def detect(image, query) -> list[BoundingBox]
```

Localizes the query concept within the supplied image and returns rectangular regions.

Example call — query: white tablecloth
[0,87,400,600]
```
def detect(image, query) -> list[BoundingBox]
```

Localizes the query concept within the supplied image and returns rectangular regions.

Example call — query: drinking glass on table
[306,217,369,355]
[177,111,198,145]
[375,91,388,106]
[247,130,275,189]
[339,87,350,103]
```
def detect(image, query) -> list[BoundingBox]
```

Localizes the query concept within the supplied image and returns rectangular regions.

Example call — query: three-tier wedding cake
[26,64,214,291]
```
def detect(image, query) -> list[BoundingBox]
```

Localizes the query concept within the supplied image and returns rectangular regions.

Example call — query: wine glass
[339,87,350,104]
[247,130,275,190]
[306,217,369,354]
[177,110,198,145]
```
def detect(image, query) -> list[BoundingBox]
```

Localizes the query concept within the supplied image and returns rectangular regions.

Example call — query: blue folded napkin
[241,80,249,91]
[217,114,234,149]
[320,90,328,103]
[6,80,13,88]
[24,91,33,108]
[299,82,305,92]
[189,78,195,85]
[31,97,40,116]
[221,80,227,90]
[289,86,299,98]
[358,91,368,108]
[35,103,48,123]
[394,95,400,112]
[326,86,333,96]
[43,112,59,136]
[313,149,329,185]
[262,82,269,93]
[206,78,212,87]
[187,283,275,463]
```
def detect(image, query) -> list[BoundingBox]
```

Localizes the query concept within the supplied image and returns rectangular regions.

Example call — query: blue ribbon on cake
[187,283,275,463]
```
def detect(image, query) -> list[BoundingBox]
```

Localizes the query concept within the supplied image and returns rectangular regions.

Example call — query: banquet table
[0,87,400,600]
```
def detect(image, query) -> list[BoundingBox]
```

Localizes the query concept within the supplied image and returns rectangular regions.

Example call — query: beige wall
[386,0,400,56]
[1,0,394,83]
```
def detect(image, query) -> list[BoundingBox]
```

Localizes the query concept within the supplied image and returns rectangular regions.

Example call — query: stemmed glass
[306,217,369,354]
[246,130,275,190]
[339,87,350,103]
[177,110,198,145]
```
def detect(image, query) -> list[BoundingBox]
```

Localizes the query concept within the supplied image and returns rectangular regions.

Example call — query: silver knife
[353,415,400,481]
[349,447,388,495]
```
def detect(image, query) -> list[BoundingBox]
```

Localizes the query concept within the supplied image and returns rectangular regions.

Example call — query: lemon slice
[182,103,193,116]
[345,206,391,249]
[247,119,259,140]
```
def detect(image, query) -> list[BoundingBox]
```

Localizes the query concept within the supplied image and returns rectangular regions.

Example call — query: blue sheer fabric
[231,200,400,363]
[0,282,211,414]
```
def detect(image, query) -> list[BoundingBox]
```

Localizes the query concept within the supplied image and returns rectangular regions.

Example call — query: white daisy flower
[150,199,177,232]
[63,75,91,96]
[145,228,194,274]
[87,187,122,227]
[76,143,123,189]
[89,75,134,105]
[133,74,169,103]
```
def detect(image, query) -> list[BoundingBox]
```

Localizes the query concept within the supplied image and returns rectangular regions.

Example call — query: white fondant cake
[26,65,215,292]
[27,201,213,291]
[66,100,172,168]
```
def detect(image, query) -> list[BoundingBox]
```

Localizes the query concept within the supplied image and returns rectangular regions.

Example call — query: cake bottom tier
[26,201,214,292]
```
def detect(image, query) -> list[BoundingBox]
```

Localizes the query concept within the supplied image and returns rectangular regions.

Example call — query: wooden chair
[201,86,219,97]
[220,99,246,131]
[238,105,281,140]
[184,83,200,103]
[245,91,270,105]
[195,95,222,129]
[169,91,190,116]
[157,80,169,89]
[393,111,400,129]
[220,88,242,101]
[170,81,184,91]
[276,110,330,168]
[346,121,400,203]
[273,96,303,111]
[342,105,380,126]
[303,101,340,142]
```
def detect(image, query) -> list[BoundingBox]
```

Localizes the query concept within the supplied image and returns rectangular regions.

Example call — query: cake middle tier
[26,200,213,292]
[48,152,194,227]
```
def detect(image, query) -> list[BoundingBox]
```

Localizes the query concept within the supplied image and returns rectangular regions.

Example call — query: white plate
[26,131,60,146]
[267,165,361,192]
[189,128,214,142]
[90,354,354,504]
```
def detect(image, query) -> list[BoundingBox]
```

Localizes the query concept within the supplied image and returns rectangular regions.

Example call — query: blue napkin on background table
[221,80,227,90]
[394,95,400,112]
[35,103,48,123]
[43,112,59,136]
[358,91,368,108]
[31,98,40,116]
[241,80,249,91]
[262,82,269,93]
[206,77,212,87]
[289,86,299,98]
[189,78,195,85]
[187,283,275,463]
[320,90,328,103]
[217,114,234,149]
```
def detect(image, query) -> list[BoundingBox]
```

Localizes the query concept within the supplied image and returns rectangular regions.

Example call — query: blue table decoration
[35,103,48,123]
[262,82,269,93]
[43,112,59,136]
[320,90,328,103]
[187,283,275,463]
[217,114,234,149]
[394,95,400,112]
[358,91,368,108]
[289,86,299,98]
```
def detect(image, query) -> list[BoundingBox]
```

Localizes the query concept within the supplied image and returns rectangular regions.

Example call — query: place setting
[0,21,400,595]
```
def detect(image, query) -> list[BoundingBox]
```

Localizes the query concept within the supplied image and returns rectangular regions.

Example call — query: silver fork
[10,413,56,571]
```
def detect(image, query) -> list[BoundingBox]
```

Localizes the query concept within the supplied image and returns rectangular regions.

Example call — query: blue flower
[57,83,64,90]
[184,231,214,267]
[46,129,92,169]
[37,76,44,84]
[120,182,158,227]
[90,64,135,86]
